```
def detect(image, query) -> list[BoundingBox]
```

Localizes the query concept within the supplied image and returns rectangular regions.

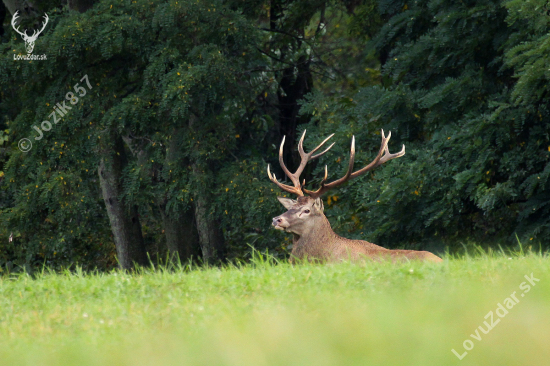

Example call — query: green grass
[1,250,549,366]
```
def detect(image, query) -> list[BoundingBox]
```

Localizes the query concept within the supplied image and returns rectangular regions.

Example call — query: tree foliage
[0,0,549,271]
[302,0,550,249]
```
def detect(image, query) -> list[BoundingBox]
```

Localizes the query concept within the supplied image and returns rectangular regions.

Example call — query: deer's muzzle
[272,216,289,231]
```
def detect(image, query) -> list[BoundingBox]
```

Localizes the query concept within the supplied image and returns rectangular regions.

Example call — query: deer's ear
[277,197,297,209]
[313,197,324,212]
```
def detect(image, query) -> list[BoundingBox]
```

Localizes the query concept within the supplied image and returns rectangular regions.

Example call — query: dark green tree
[0,0,263,269]
[5,0,548,271]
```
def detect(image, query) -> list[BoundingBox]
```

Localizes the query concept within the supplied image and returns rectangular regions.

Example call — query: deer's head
[272,196,325,235]
[11,11,49,54]
[268,129,405,235]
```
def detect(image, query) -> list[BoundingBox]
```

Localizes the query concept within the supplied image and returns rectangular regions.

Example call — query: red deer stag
[268,130,443,263]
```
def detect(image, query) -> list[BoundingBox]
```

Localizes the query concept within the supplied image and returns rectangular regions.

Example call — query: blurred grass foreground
[0,250,549,366]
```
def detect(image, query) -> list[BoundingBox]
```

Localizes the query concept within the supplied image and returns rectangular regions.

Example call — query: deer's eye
[303,209,310,214]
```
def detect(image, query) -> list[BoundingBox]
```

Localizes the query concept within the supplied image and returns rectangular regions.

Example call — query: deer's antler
[267,130,335,196]
[304,129,405,198]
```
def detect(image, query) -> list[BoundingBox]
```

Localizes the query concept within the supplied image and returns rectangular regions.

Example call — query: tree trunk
[2,0,32,16]
[0,2,6,37]
[269,0,313,172]
[160,206,199,263]
[159,128,200,263]
[191,164,225,263]
[98,135,148,269]
[269,0,313,173]
[277,55,313,171]
[1,0,44,17]
[187,114,225,263]
[68,0,95,13]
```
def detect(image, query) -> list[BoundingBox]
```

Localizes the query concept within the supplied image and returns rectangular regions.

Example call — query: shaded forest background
[0,0,549,271]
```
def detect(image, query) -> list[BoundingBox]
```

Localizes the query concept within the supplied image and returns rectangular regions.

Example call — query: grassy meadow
[0,249,549,366]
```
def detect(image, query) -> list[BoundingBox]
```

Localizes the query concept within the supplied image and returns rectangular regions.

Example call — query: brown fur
[273,196,443,263]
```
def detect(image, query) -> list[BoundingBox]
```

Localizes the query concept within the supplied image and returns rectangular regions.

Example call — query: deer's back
[296,236,443,263]
[338,238,443,262]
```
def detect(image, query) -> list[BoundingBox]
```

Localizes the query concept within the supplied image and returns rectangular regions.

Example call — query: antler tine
[297,130,335,159]
[335,135,356,183]
[273,135,306,195]
[293,130,334,185]
[348,129,390,179]
[304,136,356,197]
[305,129,405,198]
[277,135,299,187]
[293,130,309,182]
[297,130,307,158]
[311,141,335,160]
[352,129,405,173]
[379,143,406,164]
[269,131,335,197]
[309,133,335,159]
[319,165,328,186]
[267,164,304,196]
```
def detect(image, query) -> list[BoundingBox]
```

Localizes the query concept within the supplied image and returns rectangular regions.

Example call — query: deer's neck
[292,215,340,256]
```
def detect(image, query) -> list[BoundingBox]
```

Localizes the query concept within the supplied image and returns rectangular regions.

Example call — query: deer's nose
[272,217,283,227]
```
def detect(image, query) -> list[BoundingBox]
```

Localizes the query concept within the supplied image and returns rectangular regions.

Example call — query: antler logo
[11,11,49,54]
